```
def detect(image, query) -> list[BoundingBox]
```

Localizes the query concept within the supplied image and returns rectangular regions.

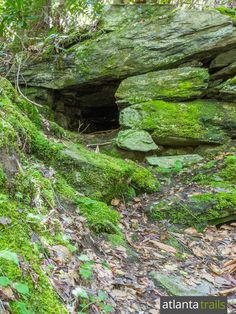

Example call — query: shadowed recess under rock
[53,82,120,132]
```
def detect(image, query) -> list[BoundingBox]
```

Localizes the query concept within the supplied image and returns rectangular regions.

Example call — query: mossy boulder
[148,155,236,228]
[119,100,236,146]
[100,4,173,31]
[210,48,236,70]
[217,75,236,102]
[146,154,203,167]
[61,144,159,200]
[115,67,209,107]
[193,155,236,188]
[13,6,236,89]
[0,77,159,202]
[150,271,215,296]
[116,129,159,152]
[149,191,236,227]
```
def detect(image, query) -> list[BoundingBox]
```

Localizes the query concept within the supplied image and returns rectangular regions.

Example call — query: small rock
[146,154,203,168]
[116,129,158,152]
[50,245,72,264]
[0,217,12,226]
[149,271,216,296]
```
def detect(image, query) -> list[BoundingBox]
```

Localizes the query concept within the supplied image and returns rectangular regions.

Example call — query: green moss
[217,7,236,21]
[148,191,236,228]
[49,121,67,138]
[12,165,55,208]
[192,155,236,188]
[0,167,6,188]
[0,195,67,314]
[120,99,236,146]
[61,144,159,201]
[116,67,209,105]
[55,174,78,203]
[55,175,122,234]
[220,155,236,184]
[76,197,120,233]
[107,234,126,247]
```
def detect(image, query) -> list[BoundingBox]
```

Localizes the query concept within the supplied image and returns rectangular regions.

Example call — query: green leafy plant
[73,287,113,314]
[14,282,30,295]
[0,276,11,287]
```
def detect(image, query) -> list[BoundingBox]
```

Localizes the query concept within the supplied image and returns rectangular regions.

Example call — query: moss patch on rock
[148,154,236,228]
[119,100,236,146]
[0,77,159,202]
[217,75,236,102]
[116,129,159,152]
[148,191,236,228]
[115,67,209,107]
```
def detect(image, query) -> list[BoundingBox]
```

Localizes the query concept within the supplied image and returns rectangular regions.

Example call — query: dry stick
[4,28,43,108]
[86,141,112,147]
[4,28,42,107]
[16,53,43,108]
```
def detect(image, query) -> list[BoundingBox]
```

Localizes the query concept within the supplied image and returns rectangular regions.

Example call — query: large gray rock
[210,48,236,70]
[217,75,236,101]
[146,154,203,167]
[116,129,159,152]
[150,271,216,296]
[101,4,173,31]
[119,100,236,146]
[210,49,236,80]
[115,67,209,107]
[15,6,236,89]
[211,61,236,80]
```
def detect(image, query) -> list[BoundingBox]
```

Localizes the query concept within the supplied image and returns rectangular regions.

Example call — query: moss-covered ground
[0,77,159,312]
[147,154,236,229]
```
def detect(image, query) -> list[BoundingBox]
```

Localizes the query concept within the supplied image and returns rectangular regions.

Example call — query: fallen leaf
[209,264,222,275]
[147,240,177,254]
[111,289,129,299]
[184,227,201,236]
[111,198,120,206]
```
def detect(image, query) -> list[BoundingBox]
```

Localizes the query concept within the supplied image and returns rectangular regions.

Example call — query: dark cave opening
[53,82,120,133]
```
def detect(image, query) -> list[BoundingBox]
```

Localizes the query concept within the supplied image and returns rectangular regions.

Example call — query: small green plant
[0,276,30,296]
[73,287,113,314]
[78,254,111,281]
[0,276,11,287]
[13,282,30,295]
[76,255,113,312]
[78,254,95,280]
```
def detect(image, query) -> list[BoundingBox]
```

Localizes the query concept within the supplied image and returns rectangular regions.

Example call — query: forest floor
[42,156,236,314]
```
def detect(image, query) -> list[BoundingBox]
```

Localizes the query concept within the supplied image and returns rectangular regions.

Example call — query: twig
[86,141,112,148]
[15,53,43,108]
